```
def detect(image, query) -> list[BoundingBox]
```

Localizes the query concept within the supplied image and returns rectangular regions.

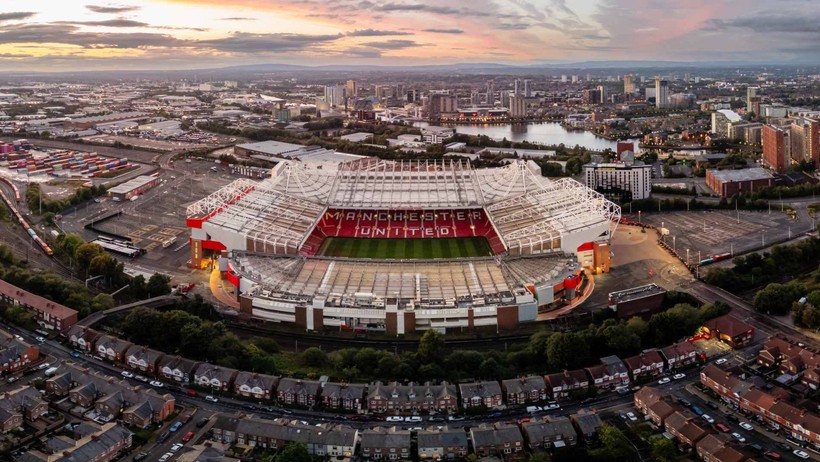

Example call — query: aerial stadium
[186,158,620,334]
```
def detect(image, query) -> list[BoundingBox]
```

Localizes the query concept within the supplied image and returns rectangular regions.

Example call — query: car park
[626,412,638,422]
[672,373,685,380]
[204,395,219,403]
[182,431,195,442]
[739,422,754,431]
[702,414,715,424]
[793,449,810,459]
[121,371,133,378]
[658,377,671,385]
[731,432,746,443]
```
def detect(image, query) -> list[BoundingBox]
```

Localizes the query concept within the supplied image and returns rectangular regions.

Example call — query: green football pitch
[317,237,493,259]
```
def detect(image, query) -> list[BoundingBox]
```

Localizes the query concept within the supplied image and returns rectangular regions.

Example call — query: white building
[509,95,527,118]
[711,109,742,138]
[583,162,653,201]
[323,84,346,107]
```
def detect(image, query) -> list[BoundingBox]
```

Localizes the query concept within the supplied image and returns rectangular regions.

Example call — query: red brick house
[661,342,699,371]
[699,315,754,348]
[0,333,39,375]
[501,376,547,404]
[623,350,665,381]
[545,369,589,400]
[634,387,676,425]
[664,410,709,447]
[321,383,367,411]
[277,378,320,406]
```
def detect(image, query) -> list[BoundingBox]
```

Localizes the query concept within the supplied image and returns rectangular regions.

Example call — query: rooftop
[608,283,666,304]
[707,167,774,183]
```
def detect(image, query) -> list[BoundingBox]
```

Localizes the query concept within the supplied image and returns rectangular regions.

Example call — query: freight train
[0,177,53,256]
[698,252,732,267]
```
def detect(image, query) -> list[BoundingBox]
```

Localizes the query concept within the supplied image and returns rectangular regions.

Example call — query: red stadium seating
[299,208,507,255]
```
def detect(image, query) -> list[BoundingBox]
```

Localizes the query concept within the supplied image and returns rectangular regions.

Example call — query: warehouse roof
[707,168,773,183]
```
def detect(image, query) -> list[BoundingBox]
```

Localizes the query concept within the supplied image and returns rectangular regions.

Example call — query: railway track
[227,320,532,352]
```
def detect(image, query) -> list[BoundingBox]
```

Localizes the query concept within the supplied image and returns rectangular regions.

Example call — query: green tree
[301,347,328,368]
[146,273,172,297]
[589,424,636,462]
[753,283,803,315]
[274,442,311,462]
[417,329,445,365]
[90,293,115,312]
[74,243,104,275]
[650,437,677,462]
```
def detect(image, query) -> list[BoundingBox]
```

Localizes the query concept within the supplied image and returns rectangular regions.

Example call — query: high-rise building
[470,90,481,106]
[323,84,345,107]
[426,94,458,118]
[623,74,635,95]
[762,124,789,172]
[486,80,495,106]
[572,75,579,83]
[561,75,567,83]
[509,95,527,118]
[582,89,602,105]
[406,90,417,103]
[346,80,357,99]
[596,85,607,104]
[655,79,669,108]
[746,86,758,113]
[788,118,820,168]
[711,109,742,138]
[523,79,532,97]
[514,79,523,96]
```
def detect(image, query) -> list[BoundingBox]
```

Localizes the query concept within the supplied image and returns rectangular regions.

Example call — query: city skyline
[1,0,820,72]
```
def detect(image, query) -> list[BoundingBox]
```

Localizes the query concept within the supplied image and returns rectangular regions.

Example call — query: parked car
[170,443,183,453]
[763,451,781,460]
[691,406,704,416]
[35,336,45,343]
[731,432,746,443]
[793,450,810,459]
[672,373,685,380]
[196,417,210,428]
[707,401,720,410]
[726,414,739,423]
[658,377,671,385]
[38,362,50,370]
[204,395,218,403]
[159,454,173,462]
[71,351,82,358]
[626,412,638,422]
[169,422,183,432]
[185,389,197,396]
[739,422,754,431]
[404,416,422,423]
[149,380,164,388]
[716,423,730,433]
[702,414,715,424]
[715,358,728,365]
[135,375,148,382]
[448,415,465,422]
[677,398,692,407]
[386,416,403,422]
[133,453,148,461]
[182,431,194,442]
[121,371,133,378]
[543,403,561,410]
[775,443,792,452]
[157,431,170,443]
[517,417,531,424]
[526,406,542,413]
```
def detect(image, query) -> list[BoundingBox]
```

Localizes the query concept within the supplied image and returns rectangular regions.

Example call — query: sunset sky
[1,0,818,71]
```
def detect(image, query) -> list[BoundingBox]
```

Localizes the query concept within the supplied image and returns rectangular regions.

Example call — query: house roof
[194,364,239,383]
[278,378,320,395]
[471,423,523,447]
[522,417,575,442]
[0,279,78,323]
[570,412,603,436]
[623,350,664,370]
[157,355,200,374]
[458,381,502,399]
[361,427,412,449]
[661,341,697,359]
[234,372,279,391]
[545,369,588,389]
[417,428,468,448]
[321,382,365,401]
[502,376,546,394]
[368,381,456,402]
[702,314,753,338]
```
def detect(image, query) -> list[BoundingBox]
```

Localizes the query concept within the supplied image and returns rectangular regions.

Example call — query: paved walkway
[209,267,240,310]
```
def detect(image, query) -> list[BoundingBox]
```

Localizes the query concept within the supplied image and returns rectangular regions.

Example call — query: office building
[623,74,635,95]
[596,85,607,104]
[524,79,532,97]
[561,75,567,83]
[762,124,789,172]
[746,86,758,113]
[787,118,820,168]
[706,168,775,197]
[583,162,653,201]
[711,109,742,138]
[509,95,527,118]
[486,80,495,106]
[655,79,669,108]
[514,79,523,96]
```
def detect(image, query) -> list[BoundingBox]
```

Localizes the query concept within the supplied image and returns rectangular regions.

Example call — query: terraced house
[277,378,320,406]
[0,386,48,433]
[502,376,547,404]
[212,415,358,457]
[459,381,503,409]
[20,422,132,462]
[321,382,366,411]
[124,345,165,374]
[361,427,411,460]
[66,326,102,353]
[367,381,458,414]
[417,428,468,460]
[194,364,238,392]
[0,331,39,375]
[233,372,279,400]
[157,355,199,384]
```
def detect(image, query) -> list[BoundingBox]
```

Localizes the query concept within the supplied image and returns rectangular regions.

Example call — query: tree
[417,329,445,365]
[90,293,115,312]
[74,243,104,275]
[275,443,311,462]
[547,332,588,371]
[753,283,803,315]
[146,273,172,297]
[301,347,328,367]
[699,301,730,322]
[589,425,636,462]
[649,438,677,462]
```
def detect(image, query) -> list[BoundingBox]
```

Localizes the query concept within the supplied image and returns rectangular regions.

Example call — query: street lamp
[673,235,676,253]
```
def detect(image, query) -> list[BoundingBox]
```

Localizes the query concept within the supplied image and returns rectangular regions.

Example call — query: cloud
[360,39,421,49]
[343,47,383,58]
[86,4,140,14]
[704,14,820,34]
[347,29,413,37]
[0,24,189,49]
[220,17,256,21]
[423,28,463,34]
[0,53,34,58]
[198,32,343,53]
[377,2,490,17]
[0,12,36,22]
[56,19,150,28]
[497,23,529,30]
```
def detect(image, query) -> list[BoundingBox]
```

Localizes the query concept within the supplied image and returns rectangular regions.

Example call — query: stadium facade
[187,159,620,334]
